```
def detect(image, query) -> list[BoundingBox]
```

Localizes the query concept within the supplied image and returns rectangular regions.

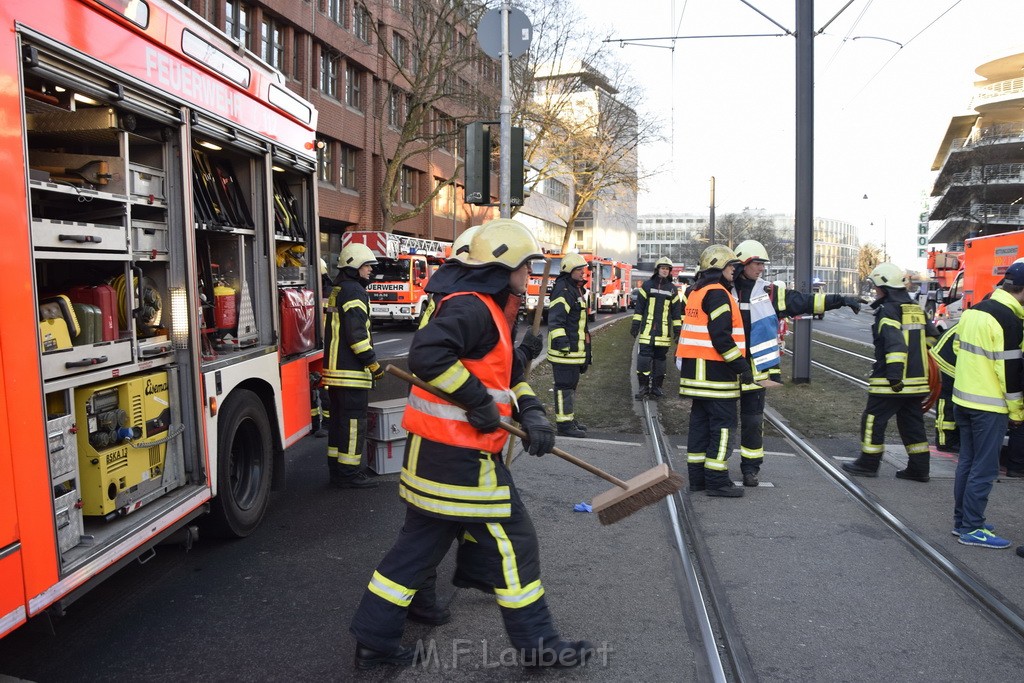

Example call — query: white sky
[578,0,1024,268]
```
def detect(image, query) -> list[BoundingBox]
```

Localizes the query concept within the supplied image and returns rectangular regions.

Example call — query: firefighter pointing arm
[727,240,863,487]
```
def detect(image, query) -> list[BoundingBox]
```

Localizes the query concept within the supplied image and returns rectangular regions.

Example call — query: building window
[225,1,252,49]
[340,145,358,190]
[388,90,402,127]
[345,65,361,110]
[293,32,302,78]
[318,142,334,183]
[545,178,571,206]
[392,33,408,68]
[261,17,284,70]
[320,48,339,97]
[353,4,370,43]
[326,0,347,26]
[391,0,409,15]
[400,167,415,204]
[434,179,455,217]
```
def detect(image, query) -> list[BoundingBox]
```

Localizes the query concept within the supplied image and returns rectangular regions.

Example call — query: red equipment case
[279,288,315,356]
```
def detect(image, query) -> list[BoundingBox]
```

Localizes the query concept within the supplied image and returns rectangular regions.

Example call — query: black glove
[843,296,863,315]
[578,363,588,375]
[890,379,904,393]
[519,409,555,456]
[467,401,501,432]
[740,370,754,386]
[518,331,543,360]
[367,362,385,381]
[672,325,681,340]
[550,337,570,353]
[630,321,640,338]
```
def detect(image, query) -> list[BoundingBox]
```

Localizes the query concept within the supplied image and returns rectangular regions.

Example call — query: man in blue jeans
[951,262,1024,548]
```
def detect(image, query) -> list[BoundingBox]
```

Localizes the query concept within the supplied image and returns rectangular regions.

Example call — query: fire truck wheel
[207,388,273,538]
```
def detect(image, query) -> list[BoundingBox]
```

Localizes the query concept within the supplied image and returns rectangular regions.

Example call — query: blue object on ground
[573,502,592,513]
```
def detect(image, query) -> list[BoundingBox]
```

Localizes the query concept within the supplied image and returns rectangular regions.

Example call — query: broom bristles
[596,471,685,525]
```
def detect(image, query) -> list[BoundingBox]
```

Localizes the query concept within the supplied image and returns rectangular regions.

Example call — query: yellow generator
[75,372,171,518]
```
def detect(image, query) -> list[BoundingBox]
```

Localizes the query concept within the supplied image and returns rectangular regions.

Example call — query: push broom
[386,365,684,525]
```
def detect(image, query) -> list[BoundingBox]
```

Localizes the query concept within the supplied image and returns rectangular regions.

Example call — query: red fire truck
[525,252,598,320]
[592,258,632,313]
[1,0,322,638]
[341,231,451,326]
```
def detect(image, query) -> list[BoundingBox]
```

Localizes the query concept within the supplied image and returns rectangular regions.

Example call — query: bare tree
[367,0,493,231]
[508,0,661,251]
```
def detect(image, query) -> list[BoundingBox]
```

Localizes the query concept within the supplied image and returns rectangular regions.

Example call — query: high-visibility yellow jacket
[952,288,1024,420]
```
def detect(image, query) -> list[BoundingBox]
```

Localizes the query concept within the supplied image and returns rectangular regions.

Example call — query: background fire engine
[1,0,322,639]
[928,230,1021,332]
[340,231,451,327]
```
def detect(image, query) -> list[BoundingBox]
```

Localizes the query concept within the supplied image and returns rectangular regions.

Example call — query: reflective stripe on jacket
[323,276,375,388]
[634,275,681,346]
[402,292,513,451]
[868,297,934,396]
[677,283,746,399]
[737,276,779,377]
[952,288,1024,419]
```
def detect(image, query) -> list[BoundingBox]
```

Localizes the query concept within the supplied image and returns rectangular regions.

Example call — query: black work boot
[557,422,587,438]
[572,419,588,432]
[650,373,665,398]
[354,643,416,670]
[634,373,649,400]
[742,471,760,487]
[842,455,881,478]
[896,453,930,482]
[333,469,379,489]
[706,482,744,498]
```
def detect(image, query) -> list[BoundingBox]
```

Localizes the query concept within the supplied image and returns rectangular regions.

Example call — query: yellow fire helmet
[699,244,741,272]
[560,253,589,273]
[868,262,906,289]
[465,219,545,270]
[654,257,673,269]
[338,243,378,269]
[449,225,483,265]
[734,240,770,264]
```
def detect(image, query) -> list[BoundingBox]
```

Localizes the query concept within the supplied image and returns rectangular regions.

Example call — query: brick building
[178,0,501,265]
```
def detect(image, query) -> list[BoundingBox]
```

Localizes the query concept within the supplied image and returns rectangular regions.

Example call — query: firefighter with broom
[349,219,595,670]
[677,245,751,497]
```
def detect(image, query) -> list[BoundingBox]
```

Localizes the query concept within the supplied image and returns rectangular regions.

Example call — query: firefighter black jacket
[323,267,377,389]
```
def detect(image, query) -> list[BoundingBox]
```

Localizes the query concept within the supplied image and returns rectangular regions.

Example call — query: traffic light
[510,126,524,206]
[464,122,525,206]
[465,122,490,205]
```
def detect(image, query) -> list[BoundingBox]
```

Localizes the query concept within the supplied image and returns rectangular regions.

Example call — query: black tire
[207,388,273,538]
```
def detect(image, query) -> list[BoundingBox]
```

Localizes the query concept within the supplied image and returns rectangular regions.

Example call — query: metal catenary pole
[792,0,813,383]
[499,0,512,219]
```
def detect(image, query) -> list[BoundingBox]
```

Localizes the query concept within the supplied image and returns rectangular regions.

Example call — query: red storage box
[279,288,315,355]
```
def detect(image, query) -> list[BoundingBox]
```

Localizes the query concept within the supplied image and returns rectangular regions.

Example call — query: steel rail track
[642,400,753,682]
[762,406,1024,645]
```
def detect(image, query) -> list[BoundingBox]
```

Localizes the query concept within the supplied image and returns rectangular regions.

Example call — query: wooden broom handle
[385,364,629,489]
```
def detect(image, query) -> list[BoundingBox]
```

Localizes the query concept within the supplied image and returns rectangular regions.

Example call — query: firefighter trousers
[935,378,959,452]
[739,387,767,474]
[327,386,367,472]
[686,397,737,489]
[859,394,930,467]
[552,364,582,424]
[636,344,668,391]
[349,502,558,653]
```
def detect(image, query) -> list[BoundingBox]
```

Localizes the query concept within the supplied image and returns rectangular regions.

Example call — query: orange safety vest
[676,283,745,361]
[402,292,513,452]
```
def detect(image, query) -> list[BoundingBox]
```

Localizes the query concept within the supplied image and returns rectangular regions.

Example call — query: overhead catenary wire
[843,0,965,107]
